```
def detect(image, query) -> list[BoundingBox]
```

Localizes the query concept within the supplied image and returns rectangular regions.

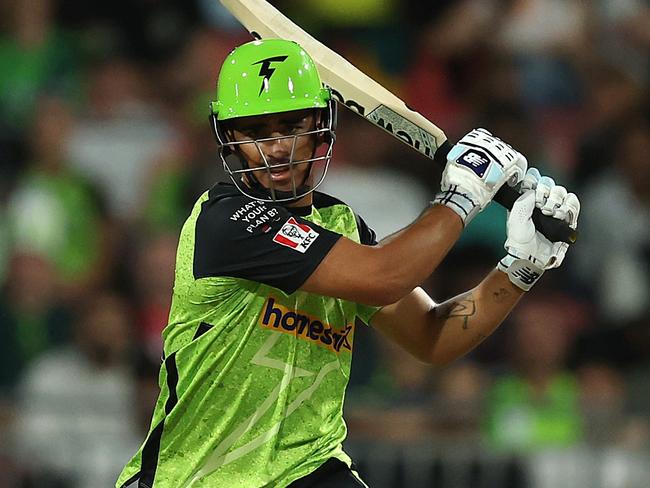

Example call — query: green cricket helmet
[210,38,337,202]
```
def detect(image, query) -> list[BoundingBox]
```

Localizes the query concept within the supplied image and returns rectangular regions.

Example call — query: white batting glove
[433,128,527,225]
[497,168,580,291]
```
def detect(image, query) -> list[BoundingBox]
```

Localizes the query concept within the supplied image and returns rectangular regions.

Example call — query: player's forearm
[370,204,463,303]
[426,269,523,366]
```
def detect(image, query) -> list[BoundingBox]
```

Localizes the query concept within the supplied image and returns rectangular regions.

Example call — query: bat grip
[434,141,578,244]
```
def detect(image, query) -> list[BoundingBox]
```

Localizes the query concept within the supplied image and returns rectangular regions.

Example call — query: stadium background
[0,0,648,486]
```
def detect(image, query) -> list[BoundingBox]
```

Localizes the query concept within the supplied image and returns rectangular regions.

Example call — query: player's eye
[289,117,312,131]
[235,128,258,139]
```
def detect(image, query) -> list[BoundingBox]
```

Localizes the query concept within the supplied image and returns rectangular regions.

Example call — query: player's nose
[263,134,292,159]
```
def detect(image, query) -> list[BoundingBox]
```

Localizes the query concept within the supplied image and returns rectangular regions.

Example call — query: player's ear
[315,107,333,145]
[211,115,238,156]
[315,110,324,142]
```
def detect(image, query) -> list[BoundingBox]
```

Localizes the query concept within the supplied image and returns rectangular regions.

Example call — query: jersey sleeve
[193,196,341,295]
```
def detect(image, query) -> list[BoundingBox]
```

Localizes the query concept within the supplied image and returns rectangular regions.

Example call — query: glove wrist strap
[497,255,544,291]
[432,189,481,226]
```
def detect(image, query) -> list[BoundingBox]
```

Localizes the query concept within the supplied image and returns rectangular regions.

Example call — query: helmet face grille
[220,128,334,202]
[211,101,337,203]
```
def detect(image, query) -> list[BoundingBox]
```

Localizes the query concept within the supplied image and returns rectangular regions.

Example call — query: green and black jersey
[117,183,379,488]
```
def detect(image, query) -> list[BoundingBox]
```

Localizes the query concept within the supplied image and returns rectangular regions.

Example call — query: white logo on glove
[433,128,528,226]
[459,150,490,168]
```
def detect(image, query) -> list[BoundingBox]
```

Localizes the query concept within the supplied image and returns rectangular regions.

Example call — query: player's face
[228,109,320,193]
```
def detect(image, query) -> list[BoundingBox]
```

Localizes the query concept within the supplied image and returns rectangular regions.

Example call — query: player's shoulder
[196,182,289,237]
[203,182,255,211]
[203,185,347,218]
[199,182,277,219]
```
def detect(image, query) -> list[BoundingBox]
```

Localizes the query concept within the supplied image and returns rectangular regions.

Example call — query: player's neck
[286,193,313,209]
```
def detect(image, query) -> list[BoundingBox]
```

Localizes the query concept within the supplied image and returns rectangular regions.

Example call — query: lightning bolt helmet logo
[253,55,288,95]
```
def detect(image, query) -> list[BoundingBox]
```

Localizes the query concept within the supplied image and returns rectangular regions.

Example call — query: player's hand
[433,128,527,225]
[497,168,580,291]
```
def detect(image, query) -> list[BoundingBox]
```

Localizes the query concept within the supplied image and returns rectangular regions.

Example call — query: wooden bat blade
[219,0,447,160]
[218,0,578,244]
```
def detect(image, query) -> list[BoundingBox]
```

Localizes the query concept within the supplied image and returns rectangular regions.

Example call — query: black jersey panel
[193,185,341,294]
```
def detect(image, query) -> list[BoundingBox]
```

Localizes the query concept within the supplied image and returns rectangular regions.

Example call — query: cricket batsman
[117,39,580,487]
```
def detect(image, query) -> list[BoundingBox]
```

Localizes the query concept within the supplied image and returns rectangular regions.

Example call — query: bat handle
[434,141,578,244]
[494,185,578,244]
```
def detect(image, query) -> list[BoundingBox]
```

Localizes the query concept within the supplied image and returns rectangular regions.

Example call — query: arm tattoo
[492,287,511,303]
[436,293,477,330]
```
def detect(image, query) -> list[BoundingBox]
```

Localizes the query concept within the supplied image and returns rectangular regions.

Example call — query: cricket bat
[219,0,577,244]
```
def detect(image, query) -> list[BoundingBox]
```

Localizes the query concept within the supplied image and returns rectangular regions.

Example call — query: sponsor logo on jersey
[230,201,281,234]
[259,297,353,354]
[272,217,319,253]
[457,149,490,178]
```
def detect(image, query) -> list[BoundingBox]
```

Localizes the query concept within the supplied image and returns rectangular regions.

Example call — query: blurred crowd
[0,0,648,487]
